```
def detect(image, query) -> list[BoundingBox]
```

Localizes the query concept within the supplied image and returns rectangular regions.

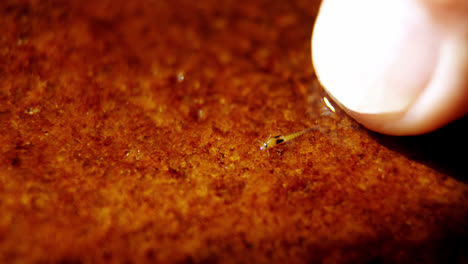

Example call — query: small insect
[257,127,317,156]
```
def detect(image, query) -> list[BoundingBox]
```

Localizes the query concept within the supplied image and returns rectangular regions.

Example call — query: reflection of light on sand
[323,97,336,113]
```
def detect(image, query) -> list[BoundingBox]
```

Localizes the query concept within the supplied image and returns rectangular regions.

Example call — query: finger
[312,0,468,135]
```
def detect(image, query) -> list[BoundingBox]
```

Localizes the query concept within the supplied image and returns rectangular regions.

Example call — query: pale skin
[312,0,468,135]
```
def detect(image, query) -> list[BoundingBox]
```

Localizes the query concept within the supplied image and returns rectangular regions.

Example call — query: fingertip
[351,35,468,135]
[312,0,468,135]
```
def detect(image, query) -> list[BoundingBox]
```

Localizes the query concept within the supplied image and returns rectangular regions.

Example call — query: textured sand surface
[1,1,467,263]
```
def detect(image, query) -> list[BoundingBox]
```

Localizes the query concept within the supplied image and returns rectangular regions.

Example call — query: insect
[257,127,317,156]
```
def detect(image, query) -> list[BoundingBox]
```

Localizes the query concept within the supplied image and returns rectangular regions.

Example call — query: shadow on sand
[372,115,468,182]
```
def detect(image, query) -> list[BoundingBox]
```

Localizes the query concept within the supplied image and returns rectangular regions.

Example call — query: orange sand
[1,1,467,263]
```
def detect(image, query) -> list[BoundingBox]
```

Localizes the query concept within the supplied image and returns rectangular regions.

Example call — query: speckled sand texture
[1,1,467,263]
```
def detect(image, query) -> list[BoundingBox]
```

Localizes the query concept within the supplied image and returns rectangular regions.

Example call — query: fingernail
[312,0,442,114]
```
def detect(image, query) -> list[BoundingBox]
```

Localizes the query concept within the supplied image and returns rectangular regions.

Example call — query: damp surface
[0,0,467,263]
